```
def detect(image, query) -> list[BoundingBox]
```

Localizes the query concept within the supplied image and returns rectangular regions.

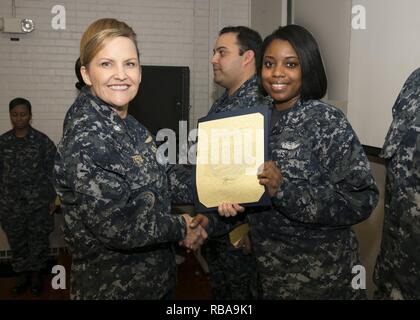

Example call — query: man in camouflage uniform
[373,68,420,300]
[202,26,272,300]
[0,97,56,295]
[55,86,203,299]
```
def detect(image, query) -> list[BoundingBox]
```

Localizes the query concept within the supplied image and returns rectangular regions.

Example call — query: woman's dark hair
[260,24,327,100]
[75,57,86,90]
[9,97,32,115]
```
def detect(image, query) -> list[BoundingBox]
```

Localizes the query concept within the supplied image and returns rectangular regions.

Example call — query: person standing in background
[202,26,272,300]
[373,68,420,300]
[0,97,56,296]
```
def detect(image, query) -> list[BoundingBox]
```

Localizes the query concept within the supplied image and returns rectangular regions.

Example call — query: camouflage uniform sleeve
[166,164,193,204]
[55,134,187,250]
[271,114,379,226]
[381,68,420,158]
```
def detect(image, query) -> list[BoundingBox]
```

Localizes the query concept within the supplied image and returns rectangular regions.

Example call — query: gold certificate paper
[195,111,266,209]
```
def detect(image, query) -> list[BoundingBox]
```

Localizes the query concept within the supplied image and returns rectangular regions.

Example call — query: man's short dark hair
[260,24,327,100]
[9,97,32,115]
[220,26,262,70]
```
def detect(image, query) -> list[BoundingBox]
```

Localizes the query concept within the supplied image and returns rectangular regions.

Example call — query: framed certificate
[193,105,271,212]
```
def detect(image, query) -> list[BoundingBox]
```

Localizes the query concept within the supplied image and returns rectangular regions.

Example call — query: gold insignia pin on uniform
[132,154,143,165]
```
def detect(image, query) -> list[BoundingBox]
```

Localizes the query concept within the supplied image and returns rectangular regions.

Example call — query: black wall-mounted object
[128,65,190,137]
[363,145,382,157]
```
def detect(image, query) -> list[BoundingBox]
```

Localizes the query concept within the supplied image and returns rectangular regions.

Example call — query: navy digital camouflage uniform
[0,126,56,273]
[203,75,272,300]
[373,68,420,300]
[54,87,191,300]
[243,99,379,299]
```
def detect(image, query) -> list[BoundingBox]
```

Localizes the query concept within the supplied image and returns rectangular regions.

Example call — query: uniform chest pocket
[271,140,315,180]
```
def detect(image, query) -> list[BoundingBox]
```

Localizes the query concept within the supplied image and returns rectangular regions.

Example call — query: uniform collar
[79,86,127,129]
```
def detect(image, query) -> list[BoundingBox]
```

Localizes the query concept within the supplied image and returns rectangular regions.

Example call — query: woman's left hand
[257,161,283,197]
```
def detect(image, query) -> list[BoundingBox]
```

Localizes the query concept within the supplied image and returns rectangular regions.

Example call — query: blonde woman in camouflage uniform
[54,18,206,300]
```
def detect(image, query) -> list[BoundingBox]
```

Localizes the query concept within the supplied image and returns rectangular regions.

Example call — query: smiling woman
[53,18,207,300]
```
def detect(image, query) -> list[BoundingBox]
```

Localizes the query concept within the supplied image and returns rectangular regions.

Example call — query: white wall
[0,0,251,144]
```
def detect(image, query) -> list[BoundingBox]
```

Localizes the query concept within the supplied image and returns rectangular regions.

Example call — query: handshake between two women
[179,214,209,251]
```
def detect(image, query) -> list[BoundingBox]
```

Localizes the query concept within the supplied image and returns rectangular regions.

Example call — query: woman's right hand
[218,202,245,217]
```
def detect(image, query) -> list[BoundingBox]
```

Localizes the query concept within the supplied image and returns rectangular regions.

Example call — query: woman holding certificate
[217,25,379,299]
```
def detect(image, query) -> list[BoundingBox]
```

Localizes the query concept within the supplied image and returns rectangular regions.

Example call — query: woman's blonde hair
[80,18,139,67]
